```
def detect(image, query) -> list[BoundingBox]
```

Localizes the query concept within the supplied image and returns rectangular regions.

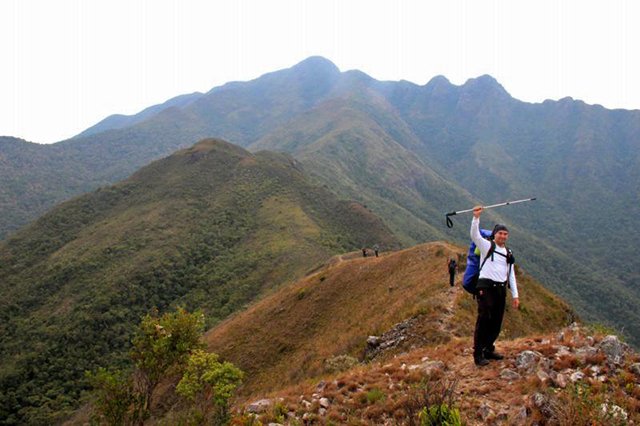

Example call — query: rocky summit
[239,323,640,425]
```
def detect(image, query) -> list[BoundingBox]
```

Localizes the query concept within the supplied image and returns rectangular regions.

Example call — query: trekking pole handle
[445,212,456,228]
[445,197,536,228]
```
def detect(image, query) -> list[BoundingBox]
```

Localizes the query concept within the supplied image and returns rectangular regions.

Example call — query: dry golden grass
[235,328,640,425]
[207,240,574,405]
[205,242,464,396]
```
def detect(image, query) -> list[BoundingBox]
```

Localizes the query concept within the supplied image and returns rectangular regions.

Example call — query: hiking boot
[474,355,490,366]
[484,351,504,360]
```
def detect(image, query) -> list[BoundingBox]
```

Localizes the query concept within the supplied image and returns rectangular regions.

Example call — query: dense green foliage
[88,308,241,425]
[175,349,243,424]
[131,307,205,415]
[419,404,462,426]
[2,55,639,422]
[2,58,638,349]
[0,139,397,424]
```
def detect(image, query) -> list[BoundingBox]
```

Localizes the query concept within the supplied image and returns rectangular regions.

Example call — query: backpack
[462,229,514,295]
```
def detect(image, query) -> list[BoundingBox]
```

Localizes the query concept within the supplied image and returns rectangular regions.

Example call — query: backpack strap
[478,241,496,272]
[480,243,515,287]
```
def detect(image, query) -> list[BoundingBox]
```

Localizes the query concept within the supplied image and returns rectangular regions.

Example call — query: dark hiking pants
[473,280,507,356]
[449,270,456,286]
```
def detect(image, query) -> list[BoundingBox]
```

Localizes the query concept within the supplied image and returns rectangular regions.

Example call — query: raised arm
[470,206,491,254]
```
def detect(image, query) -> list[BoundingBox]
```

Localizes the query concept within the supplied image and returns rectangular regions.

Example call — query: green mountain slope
[251,86,477,245]
[371,74,640,340]
[0,139,398,424]
[2,56,639,343]
[0,57,341,239]
[245,68,640,346]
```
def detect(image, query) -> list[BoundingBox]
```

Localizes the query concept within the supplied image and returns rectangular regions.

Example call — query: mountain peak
[291,56,341,75]
[461,74,510,98]
[426,75,451,86]
[183,138,249,157]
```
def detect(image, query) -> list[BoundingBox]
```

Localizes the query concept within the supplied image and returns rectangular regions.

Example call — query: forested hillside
[2,57,638,344]
[0,139,397,424]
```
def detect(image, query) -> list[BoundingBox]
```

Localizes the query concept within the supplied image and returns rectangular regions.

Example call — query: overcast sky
[1,0,639,144]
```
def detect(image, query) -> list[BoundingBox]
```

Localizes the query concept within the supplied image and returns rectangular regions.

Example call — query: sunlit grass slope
[205,241,573,398]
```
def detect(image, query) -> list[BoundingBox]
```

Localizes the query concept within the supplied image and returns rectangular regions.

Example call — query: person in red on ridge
[470,206,520,366]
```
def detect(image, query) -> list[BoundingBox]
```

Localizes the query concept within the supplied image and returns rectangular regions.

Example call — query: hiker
[447,258,457,286]
[470,206,519,366]
[362,247,367,257]
[373,244,379,257]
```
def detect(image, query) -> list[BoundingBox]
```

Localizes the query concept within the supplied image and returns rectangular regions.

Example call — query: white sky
[1,0,639,144]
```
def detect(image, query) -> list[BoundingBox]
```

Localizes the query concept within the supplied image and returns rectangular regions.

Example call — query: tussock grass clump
[324,355,359,374]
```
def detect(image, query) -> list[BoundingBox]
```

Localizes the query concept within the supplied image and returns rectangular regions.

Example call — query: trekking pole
[445,197,536,228]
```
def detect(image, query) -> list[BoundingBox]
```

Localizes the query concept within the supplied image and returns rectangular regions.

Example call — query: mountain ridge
[2,56,639,345]
[0,138,398,424]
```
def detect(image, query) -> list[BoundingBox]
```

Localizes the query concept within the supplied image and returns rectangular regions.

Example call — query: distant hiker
[362,247,367,257]
[447,258,457,286]
[470,206,519,367]
[373,244,379,257]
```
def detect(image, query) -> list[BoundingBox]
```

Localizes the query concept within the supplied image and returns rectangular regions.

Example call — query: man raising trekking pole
[471,206,519,366]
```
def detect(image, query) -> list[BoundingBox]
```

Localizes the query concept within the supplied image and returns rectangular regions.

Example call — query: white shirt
[470,217,519,298]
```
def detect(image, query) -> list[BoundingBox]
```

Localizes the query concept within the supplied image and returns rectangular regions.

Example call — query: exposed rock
[598,335,626,365]
[363,317,424,360]
[531,392,554,418]
[570,371,585,383]
[319,397,330,409]
[500,368,521,381]
[516,350,541,372]
[575,346,598,363]
[601,403,628,421]
[247,398,272,413]
[555,345,572,357]
[268,423,283,426]
[512,406,528,425]
[408,360,445,376]
[553,373,568,388]
[536,369,551,385]
[315,380,327,393]
[476,402,495,420]
[630,362,640,376]
[318,407,327,416]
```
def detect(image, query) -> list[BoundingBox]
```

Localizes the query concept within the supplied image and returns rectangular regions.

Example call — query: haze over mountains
[1,56,639,423]
[2,56,638,338]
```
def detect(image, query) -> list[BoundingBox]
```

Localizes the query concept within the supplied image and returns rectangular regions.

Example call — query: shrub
[296,288,306,300]
[324,355,359,374]
[397,379,459,426]
[364,388,385,405]
[86,367,142,425]
[176,349,244,424]
[88,307,228,424]
[418,403,461,426]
